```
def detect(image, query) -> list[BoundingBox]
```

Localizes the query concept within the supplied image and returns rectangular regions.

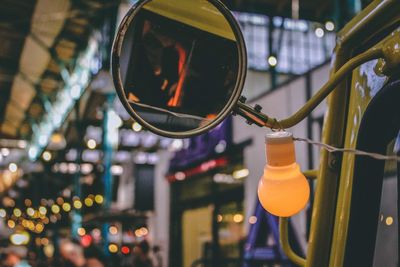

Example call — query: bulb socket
[265,131,296,166]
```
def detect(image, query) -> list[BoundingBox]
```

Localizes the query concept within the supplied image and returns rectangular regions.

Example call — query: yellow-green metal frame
[309,1,399,266]
[276,170,317,266]
[266,1,400,266]
[328,19,400,267]
[303,170,318,180]
[280,217,306,266]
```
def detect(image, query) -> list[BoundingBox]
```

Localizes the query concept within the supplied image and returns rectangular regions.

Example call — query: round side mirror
[112,0,247,138]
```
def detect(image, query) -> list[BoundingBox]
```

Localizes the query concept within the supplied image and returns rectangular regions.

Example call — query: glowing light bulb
[257,132,310,217]
[9,163,18,173]
[84,198,93,207]
[94,195,104,204]
[268,56,278,67]
[7,220,15,229]
[39,206,47,215]
[13,208,22,217]
[108,244,118,253]
[62,203,71,212]
[0,209,6,218]
[121,246,130,255]
[42,151,52,162]
[132,122,142,132]
[87,139,97,150]
[315,27,325,38]
[27,208,35,217]
[77,228,86,236]
[74,200,82,209]
[109,226,118,235]
[51,204,60,214]
[325,21,335,31]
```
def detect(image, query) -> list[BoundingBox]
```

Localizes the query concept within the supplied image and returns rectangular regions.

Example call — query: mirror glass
[114,0,245,136]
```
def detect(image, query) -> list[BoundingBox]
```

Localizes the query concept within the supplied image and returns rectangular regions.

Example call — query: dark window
[372,140,398,267]
[134,164,155,211]
[343,78,400,267]
[233,12,335,74]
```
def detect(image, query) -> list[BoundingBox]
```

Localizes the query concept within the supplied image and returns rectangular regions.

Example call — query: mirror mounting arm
[236,46,387,129]
[234,98,270,127]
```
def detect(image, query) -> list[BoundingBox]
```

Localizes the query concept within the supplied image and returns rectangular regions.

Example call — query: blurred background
[0,0,396,267]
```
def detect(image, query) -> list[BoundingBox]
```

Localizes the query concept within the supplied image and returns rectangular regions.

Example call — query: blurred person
[59,240,85,267]
[3,246,31,267]
[132,241,152,267]
[27,251,37,267]
[127,19,187,109]
[1,251,8,266]
[121,245,134,267]
[83,245,106,267]
[85,258,103,267]
[151,245,162,267]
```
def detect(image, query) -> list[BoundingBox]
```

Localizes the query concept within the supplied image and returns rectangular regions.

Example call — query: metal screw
[329,158,337,168]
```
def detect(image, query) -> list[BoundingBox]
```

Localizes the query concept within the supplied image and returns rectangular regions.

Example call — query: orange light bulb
[258,132,310,217]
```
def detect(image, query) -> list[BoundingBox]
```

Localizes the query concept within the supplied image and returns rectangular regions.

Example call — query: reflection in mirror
[118,0,241,133]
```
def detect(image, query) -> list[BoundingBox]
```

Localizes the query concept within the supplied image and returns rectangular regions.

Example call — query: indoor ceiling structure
[0,0,117,195]
[223,0,373,23]
[0,0,116,143]
[0,1,37,138]
[224,0,334,21]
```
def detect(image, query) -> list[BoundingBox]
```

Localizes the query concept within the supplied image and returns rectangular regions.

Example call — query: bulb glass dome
[258,131,310,217]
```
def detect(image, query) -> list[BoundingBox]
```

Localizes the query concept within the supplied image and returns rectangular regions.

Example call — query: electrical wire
[294,136,400,162]
[128,100,213,122]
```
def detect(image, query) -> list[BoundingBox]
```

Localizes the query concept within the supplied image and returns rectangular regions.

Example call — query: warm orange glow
[233,214,244,223]
[7,220,15,229]
[84,198,94,207]
[206,114,217,120]
[258,163,309,217]
[168,43,187,107]
[94,195,104,204]
[62,203,71,212]
[109,226,118,235]
[108,244,118,253]
[121,246,130,255]
[77,228,86,237]
[258,132,310,217]
[248,216,257,224]
[74,200,82,209]
[128,93,140,103]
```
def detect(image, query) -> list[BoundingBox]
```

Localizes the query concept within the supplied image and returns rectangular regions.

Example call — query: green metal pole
[72,103,83,239]
[102,94,115,255]
[279,217,306,267]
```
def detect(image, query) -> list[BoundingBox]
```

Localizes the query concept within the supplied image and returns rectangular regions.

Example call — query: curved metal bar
[337,0,400,47]
[303,170,318,180]
[308,2,399,266]
[235,47,383,130]
[262,47,383,129]
[279,217,306,267]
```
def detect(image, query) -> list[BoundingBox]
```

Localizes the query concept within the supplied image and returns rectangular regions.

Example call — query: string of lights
[294,136,400,162]
[0,194,104,234]
[129,101,212,121]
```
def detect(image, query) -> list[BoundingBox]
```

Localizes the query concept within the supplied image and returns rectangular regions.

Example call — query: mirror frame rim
[111,0,247,138]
